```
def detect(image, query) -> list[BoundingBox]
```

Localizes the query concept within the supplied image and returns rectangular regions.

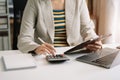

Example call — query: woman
[18,0,102,55]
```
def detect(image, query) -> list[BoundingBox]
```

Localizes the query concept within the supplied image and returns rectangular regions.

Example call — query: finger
[39,51,48,55]
[86,46,96,51]
[91,44,102,48]
[44,46,55,55]
[44,43,56,52]
[87,47,98,51]
[87,45,101,51]
[35,45,50,55]
[95,41,102,45]
[42,48,51,54]
[37,48,51,55]
[94,43,102,49]
[44,43,56,51]
[41,44,55,55]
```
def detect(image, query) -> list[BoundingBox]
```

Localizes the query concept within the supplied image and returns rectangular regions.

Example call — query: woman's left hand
[86,40,102,51]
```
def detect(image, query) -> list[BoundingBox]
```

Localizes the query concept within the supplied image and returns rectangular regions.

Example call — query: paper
[2,54,37,71]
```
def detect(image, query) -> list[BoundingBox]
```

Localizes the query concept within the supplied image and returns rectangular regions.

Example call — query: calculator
[46,54,70,63]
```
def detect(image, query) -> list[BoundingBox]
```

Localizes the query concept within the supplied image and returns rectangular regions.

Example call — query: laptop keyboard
[92,52,118,65]
[76,53,100,61]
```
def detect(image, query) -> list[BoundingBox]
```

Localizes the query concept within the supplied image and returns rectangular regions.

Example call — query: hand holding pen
[34,37,56,55]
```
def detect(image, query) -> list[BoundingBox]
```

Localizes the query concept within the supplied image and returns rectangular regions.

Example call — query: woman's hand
[35,43,56,55]
[86,40,102,51]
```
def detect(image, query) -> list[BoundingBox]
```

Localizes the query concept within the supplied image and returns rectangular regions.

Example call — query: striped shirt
[53,10,69,47]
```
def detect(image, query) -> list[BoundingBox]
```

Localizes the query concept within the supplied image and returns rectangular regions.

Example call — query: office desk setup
[0,44,120,80]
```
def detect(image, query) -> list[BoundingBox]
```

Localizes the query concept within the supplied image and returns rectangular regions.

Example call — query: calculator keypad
[46,54,69,62]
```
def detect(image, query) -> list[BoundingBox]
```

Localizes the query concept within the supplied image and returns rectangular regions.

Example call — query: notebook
[2,54,37,71]
[76,48,120,69]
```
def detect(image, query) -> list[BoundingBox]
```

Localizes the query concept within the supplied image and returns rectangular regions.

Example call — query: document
[2,54,37,71]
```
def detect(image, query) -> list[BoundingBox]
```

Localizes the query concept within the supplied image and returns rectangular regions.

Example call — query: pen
[38,37,45,43]
[38,37,49,55]
[89,34,112,43]
[99,34,112,41]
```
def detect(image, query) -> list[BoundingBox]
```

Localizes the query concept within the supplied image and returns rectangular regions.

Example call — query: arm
[17,0,40,53]
[18,0,56,55]
[80,0,102,51]
[80,0,98,41]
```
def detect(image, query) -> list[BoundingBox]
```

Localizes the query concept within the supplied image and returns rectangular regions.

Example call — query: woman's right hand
[34,43,56,55]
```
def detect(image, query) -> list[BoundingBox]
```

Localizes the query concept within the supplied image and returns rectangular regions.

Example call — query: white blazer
[18,0,98,53]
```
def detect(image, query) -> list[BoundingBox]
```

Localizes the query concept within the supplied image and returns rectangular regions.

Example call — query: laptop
[76,48,120,69]
[65,43,120,69]
[64,34,120,69]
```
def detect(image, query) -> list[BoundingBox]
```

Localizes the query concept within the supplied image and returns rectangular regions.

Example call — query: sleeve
[80,0,98,41]
[17,0,40,53]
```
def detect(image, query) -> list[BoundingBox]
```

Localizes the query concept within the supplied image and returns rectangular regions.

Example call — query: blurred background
[0,0,120,50]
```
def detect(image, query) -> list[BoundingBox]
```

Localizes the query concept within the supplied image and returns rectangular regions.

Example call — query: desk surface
[0,44,120,80]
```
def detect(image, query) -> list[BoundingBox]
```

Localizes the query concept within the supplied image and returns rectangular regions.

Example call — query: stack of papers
[2,54,37,71]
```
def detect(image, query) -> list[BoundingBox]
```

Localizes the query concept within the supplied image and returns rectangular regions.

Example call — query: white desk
[0,44,120,80]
